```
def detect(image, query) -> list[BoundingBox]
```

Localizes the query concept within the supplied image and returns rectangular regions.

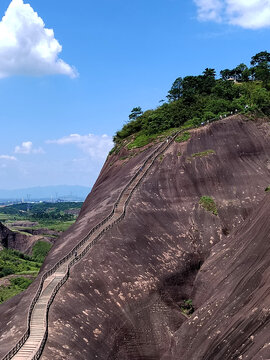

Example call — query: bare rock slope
[0,116,269,359]
[0,222,38,253]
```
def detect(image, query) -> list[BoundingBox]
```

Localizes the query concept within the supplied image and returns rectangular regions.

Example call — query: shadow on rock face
[107,254,204,360]
[158,253,204,308]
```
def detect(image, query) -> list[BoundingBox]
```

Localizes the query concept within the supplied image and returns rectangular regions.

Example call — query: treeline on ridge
[114,51,270,147]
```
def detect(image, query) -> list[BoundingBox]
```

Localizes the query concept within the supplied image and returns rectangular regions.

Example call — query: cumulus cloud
[47,134,113,159]
[194,0,270,29]
[14,141,44,154]
[0,155,17,160]
[0,0,77,78]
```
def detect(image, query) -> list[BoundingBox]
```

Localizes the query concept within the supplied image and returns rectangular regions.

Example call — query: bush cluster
[0,241,52,278]
[0,277,33,304]
[113,51,270,148]
[199,196,218,216]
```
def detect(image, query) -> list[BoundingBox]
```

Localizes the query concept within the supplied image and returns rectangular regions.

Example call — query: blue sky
[0,0,270,189]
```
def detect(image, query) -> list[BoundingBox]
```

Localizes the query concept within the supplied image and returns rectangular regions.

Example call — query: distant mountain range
[0,185,90,202]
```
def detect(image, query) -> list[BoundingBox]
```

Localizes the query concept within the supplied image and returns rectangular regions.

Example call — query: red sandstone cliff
[0,115,269,359]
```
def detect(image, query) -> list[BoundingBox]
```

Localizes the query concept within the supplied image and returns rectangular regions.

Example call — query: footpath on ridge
[2,127,181,360]
[3,113,239,360]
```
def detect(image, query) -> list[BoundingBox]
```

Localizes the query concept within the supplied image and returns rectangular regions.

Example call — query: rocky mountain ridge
[0,115,269,360]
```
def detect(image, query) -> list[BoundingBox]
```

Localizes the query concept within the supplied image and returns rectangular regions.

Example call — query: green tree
[251,87,270,114]
[129,107,143,121]
[251,51,270,87]
[254,62,270,87]
[203,68,216,78]
[182,76,202,101]
[167,77,183,102]
[202,68,216,93]
[234,63,249,82]
[251,51,270,66]
[220,69,232,80]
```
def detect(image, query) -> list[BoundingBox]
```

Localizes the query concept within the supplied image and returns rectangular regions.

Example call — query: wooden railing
[1,110,238,360]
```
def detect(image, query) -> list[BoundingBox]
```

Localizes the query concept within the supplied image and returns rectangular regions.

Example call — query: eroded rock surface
[0,222,38,253]
[0,116,269,360]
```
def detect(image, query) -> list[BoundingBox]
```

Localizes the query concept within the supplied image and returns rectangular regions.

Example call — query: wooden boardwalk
[5,132,179,360]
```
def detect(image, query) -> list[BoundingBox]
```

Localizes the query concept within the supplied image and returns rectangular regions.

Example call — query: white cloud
[194,0,270,29]
[194,0,224,22]
[14,141,44,154]
[47,134,113,159]
[0,0,77,78]
[0,155,17,160]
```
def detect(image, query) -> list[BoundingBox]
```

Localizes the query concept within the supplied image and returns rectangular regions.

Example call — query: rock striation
[0,115,269,360]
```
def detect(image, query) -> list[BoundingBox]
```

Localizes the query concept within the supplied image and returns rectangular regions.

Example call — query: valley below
[0,115,269,359]
[0,202,83,305]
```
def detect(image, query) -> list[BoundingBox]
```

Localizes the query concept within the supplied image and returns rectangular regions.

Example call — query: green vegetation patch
[0,241,53,303]
[127,133,158,149]
[265,185,270,192]
[0,277,33,304]
[199,196,218,216]
[43,220,75,232]
[114,51,270,151]
[127,127,182,150]
[192,149,216,158]
[0,242,52,303]
[159,155,164,162]
[31,241,52,263]
[175,132,191,143]
[0,249,41,278]
[180,299,194,316]
[0,202,82,233]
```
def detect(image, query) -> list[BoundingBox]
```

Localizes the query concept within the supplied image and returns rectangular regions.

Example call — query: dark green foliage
[265,186,270,192]
[129,107,143,121]
[0,202,82,218]
[31,241,52,263]
[220,69,232,80]
[227,63,250,82]
[167,77,183,102]
[202,68,216,93]
[114,51,270,146]
[251,51,270,66]
[180,299,194,316]
[0,242,52,302]
[0,202,82,231]
[115,116,144,140]
[175,132,191,143]
[250,51,270,87]
[199,196,218,216]
[212,80,240,101]
[0,277,33,304]
[0,249,41,278]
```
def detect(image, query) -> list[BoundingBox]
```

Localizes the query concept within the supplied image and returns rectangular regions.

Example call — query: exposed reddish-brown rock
[0,222,39,254]
[0,221,56,255]
[0,116,269,360]
[170,194,270,360]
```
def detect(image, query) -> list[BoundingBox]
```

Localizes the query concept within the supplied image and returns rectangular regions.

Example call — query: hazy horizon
[1,0,270,189]
[0,185,90,201]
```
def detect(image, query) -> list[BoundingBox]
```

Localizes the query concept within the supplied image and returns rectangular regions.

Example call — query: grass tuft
[192,149,216,158]
[180,299,194,316]
[199,196,218,216]
[175,132,191,143]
